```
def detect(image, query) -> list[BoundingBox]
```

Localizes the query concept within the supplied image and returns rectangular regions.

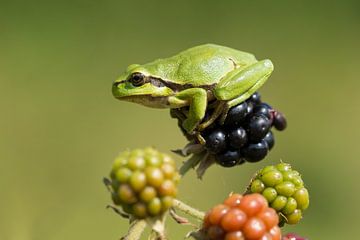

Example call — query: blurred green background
[1,0,359,239]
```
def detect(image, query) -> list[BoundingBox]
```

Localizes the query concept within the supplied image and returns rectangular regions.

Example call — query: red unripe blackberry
[209,204,230,225]
[202,193,281,240]
[224,231,244,240]
[223,193,243,207]
[243,217,266,239]
[220,208,247,231]
[238,194,267,217]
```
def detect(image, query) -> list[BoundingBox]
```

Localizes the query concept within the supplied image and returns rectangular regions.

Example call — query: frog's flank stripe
[115,77,216,92]
[148,77,216,92]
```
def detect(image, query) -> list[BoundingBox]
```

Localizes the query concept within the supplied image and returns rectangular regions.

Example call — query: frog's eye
[129,72,146,87]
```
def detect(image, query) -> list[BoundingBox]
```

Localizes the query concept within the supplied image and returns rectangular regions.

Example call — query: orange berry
[259,233,273,240]
[243,217,266,239]
[203,212,211,228]
[256,208,278,229]
[207,225,225,240]
[224,193,243,207]
[202,194,281,240]
[269,226,281,240]
[220,208,247,232]
[239,194,266,217]
[255,193,269,208]
[209,204,230,225]
[158,179,177,197]
[224,231,245,240]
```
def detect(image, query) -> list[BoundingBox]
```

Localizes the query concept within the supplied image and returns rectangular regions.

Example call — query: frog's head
[112,64,174,108]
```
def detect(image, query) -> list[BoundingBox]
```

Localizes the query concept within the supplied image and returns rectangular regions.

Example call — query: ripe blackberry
[245,101,254,115]
[246,114,272,142]
[248,92,261,104]
[215,150,244,167]
[109,148,180,219]
[263,131,275,150]
[273,111,287,131]
[224,102,249,126]
[202,193,281,240]
[248,163,309,225]
[228,127,247,149]
[253,103,273,120]
[204,129,227,154]
[173,92,287,172]
[242,140,269,162]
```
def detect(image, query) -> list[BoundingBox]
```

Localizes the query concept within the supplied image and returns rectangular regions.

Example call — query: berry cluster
[109,147,180,218]
[248,163,309,225]
[202,193,281,240]
[203,92,287,167]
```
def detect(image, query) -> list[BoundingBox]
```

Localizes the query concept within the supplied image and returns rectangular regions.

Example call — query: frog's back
[142,44,258,86]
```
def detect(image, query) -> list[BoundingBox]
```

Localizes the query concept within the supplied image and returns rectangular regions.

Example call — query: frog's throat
[120,95,171,108]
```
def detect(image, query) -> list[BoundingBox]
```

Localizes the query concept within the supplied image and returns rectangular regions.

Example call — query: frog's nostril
[263,59,274,70]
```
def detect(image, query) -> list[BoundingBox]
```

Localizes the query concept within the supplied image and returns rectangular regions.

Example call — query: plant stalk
[122,219,147,240]
[172,199,205,221]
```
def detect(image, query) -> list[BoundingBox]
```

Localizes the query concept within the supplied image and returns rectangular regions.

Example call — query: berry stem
[149,216,167,240]
[173,199,205,221]
[122,219,147,240]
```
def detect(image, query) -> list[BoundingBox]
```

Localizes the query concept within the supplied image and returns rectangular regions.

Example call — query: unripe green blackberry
[109,147,180,219]
[248,163,309,226]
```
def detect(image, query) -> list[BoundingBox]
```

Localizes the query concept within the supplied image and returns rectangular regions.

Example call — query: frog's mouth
[120,95,170,108]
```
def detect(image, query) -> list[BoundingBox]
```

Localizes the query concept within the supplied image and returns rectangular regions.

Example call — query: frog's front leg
[214,59,274,123]
[168,88,208,134]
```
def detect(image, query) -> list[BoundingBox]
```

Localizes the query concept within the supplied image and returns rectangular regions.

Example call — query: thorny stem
[121,219,147,240]
[173,199,205,221]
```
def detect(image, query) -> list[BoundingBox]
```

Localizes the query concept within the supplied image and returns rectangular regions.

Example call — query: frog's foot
[195,132,206,145]
[219,103,231,124]
[170,108,187,121]
[197,101,226,131]
[183,119,205,145]
[170,88,208,134]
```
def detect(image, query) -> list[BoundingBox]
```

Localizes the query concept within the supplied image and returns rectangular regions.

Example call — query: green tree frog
[113,44,273,135]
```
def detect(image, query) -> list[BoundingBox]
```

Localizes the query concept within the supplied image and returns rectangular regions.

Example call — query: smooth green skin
[113,44,274,133]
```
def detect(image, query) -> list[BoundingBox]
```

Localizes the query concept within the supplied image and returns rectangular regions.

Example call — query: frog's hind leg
[219,83,262,123]
[197,101,226,131]
[214,59,274,123]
